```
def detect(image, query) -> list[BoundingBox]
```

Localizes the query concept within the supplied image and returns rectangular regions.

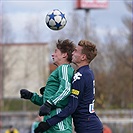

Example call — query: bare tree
[95,1,132,109]
[1,14,15,43]
[23,16,43,42]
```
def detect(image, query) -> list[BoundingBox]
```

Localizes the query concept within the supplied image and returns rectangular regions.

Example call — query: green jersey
[31,64,74,133]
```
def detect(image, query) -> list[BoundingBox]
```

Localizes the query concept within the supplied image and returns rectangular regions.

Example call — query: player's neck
[77,62,88,69]
[58,60,70,66]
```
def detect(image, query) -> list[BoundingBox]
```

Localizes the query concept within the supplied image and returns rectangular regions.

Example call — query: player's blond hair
[78,40,97,63]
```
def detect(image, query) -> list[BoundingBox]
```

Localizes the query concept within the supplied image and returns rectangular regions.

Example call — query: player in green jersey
[20,39,75,133]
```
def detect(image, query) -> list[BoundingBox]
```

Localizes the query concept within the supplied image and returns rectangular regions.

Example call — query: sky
[1,0,130,43]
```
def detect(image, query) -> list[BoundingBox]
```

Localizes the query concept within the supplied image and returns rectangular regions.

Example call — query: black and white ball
[45,9,67,30]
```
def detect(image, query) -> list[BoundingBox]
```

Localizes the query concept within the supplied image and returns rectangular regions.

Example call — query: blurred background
[0,0,132,133]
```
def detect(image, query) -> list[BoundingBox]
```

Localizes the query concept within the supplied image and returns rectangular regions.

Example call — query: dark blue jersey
[47,65,103,133]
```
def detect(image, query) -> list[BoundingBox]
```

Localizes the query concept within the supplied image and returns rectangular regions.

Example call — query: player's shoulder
[79,65,93,76]
[78,65,89,73]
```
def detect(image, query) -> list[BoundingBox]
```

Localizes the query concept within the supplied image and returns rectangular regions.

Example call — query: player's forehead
[55,48,61,53]
[75,45,83,52]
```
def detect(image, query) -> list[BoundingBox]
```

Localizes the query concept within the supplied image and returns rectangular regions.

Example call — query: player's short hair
[56,39,75,62]
[78,40,97,63]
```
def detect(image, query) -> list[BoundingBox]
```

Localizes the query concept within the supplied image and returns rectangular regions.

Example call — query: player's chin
[72,60,76,64]
[53,60,56,64]
[72,57,76,63]
[53,60,58,65]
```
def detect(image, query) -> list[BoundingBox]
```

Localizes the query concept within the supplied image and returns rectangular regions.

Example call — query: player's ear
[81,54,87,61]
[62,53,67,58]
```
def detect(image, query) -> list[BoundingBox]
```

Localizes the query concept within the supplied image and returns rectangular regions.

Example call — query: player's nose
[72,51,75,55]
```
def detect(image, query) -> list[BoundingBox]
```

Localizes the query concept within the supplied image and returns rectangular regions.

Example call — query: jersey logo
[71,89,80,95]
[72,72,82,83]
[89,100,95,113]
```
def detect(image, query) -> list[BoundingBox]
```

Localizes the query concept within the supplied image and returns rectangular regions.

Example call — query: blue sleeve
[46,94,78,126]
[46,71,85,126]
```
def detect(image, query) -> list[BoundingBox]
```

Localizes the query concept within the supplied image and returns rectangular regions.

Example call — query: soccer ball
[45,9,67,30]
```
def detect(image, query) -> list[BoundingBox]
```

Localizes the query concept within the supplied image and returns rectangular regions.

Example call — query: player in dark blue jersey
[35,40,103,133]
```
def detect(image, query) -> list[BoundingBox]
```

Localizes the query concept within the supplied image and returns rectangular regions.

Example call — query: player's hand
[20,89,33,100]
[39,101,52,116]
[34,121,50,133]
[39,86,45,95]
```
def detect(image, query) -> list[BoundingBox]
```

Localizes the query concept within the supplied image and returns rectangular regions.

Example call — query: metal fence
[0,110,133,133]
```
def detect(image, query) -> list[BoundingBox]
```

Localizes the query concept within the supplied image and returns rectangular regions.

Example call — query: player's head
[52,39,75,66]
[72,40,97,65]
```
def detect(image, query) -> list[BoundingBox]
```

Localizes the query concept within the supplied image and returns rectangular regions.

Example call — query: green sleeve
[30,93,43,106]
[48,65,73,105]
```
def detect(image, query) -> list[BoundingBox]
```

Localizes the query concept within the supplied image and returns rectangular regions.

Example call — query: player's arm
[34,95,79,133]
[30,93,43,106]
[20,89,43,106]
[39,65,73,116]
[46,72,85,126]
[35,72,85,132]
[47,93,79,125]
[48,65,73,105]
[30,86,45,106]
